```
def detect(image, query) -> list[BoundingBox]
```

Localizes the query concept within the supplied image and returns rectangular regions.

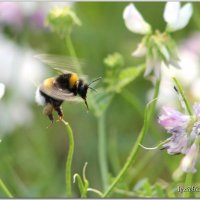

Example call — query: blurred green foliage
[0,2,200,198]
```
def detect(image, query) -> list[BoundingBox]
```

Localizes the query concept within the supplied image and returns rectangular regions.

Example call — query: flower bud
[46,6,81,37]
[104,52,124,69]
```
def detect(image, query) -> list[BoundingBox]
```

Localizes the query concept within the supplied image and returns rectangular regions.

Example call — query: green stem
[173,77,194,198]
[97,113,109,192]
[183,173,193,198]
[114,188,136,197]
[172,77,193,115]
[62,120,74,197]
[87,188,103,197]
[148,80,160,123]
[103,80,160,197]
[0,179,13,198]
[65,34,82,75]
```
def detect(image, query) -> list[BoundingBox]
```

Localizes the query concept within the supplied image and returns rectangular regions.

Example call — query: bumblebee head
[78,77,102,110]
[77,80,89,110]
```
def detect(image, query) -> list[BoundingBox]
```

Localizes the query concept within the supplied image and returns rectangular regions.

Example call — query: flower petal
[169,60,181,69]
[193,103,200,119]
[131,42,146,57]
[166,3,193,32]
[153,60,161,80]
[144,58,154,77]
[158,106,190,130]
[163,130,188,154]
[0,83,5,99]
[176,3,193,31]
[163,2,180,25]
[180,142,199,173]
[123,3,151,34]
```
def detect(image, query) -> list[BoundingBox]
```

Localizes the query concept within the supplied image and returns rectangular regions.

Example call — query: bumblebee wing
[39,82,74,101]
[53,67,74,75]
[34,54,86,73]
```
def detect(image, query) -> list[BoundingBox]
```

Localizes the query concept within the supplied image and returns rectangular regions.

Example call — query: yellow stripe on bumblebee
[69,73,78,88]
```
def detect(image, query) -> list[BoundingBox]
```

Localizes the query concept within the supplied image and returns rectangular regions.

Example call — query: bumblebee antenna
[88,77,102,86]
[88,86,98,93]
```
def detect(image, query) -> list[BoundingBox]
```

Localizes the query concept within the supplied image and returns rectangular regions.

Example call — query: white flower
[0,34,47,134]
[123,3,151,35]
[0,83,5,99]
[164,2,193,32]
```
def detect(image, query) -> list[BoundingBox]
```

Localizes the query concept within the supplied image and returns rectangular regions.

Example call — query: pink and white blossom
[158,106,190,130]
[159,104,200,173]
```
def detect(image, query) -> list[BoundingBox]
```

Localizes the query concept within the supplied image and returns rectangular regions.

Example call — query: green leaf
[143,180,153,196]
[153,183,166,197]
[116,64,145,92]
[133,178,149,191]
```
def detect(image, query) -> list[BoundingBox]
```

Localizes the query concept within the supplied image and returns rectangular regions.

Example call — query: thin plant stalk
[62,120,74,197]
[97,113,109,192]
[65,34,82,75]
[173,77,194,198]
[0,179,13,198]
[103,80,160,197]
[147,80,160,123]
[172,77,193,115]
[183,173,193,198]
[87,188,103,197]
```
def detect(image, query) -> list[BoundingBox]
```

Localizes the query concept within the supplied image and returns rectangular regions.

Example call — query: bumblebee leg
[54,106,64,122]
[43,103,54,127]
[46,113,54,128]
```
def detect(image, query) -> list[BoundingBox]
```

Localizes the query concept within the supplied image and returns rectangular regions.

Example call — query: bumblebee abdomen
[43,77,55,89]
[35,87,46,106]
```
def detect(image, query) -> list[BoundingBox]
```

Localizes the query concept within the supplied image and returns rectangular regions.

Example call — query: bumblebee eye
[78,83,88,99]
[81,85,85,90]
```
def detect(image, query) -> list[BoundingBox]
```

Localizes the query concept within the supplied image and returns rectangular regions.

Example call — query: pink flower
[0,2,23,29]
[159,104,200,173]
[162,129,189,154]
[158,106,190,130]
[29,9,45,29]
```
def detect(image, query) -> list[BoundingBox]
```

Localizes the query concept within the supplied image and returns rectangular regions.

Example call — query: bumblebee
[34,54,101,126]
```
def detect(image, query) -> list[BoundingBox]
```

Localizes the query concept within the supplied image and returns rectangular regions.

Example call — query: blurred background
[0,2,200,198]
